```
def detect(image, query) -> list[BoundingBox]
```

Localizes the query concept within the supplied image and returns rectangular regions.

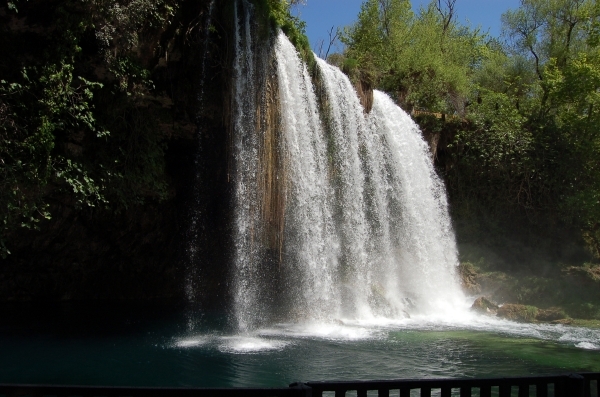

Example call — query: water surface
[1,302,598,388]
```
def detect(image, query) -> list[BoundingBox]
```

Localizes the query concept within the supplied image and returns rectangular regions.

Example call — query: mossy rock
[497,304,539,323]
[471,296,498,315]
[536,307,567,322]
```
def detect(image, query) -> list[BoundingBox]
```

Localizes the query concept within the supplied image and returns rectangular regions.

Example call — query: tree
[341,0,486,113]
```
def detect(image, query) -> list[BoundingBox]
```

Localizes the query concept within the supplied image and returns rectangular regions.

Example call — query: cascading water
[231,0,263,333]
[366,90,464,314]
[274,31,339,322]
[231,4,465,332]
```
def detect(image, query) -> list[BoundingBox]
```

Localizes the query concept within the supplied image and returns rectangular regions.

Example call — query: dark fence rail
[300,373,600,397]
[1,373,598,397]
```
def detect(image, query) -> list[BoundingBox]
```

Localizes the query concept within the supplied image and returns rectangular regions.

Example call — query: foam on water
[259,322,379,341]
[173,334,292,353]
[218,336,291,354]
[174,336,209,348]
[576,342,599,350]
[173,316,600,353]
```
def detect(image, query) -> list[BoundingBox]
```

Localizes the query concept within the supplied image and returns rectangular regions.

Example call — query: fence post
[567,374,585,397]
[535,381,548,397]
[499,384,511,397]
[377,388,389,397]
[289,382,312,397]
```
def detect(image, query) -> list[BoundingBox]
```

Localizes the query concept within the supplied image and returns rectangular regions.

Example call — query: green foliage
[91,88,170,208]
[1,19,106,256]
[255,0,314,68]
[0,0,178,257]
[544,53,600,200]
[436,0,600,261]
[341,0,488,113]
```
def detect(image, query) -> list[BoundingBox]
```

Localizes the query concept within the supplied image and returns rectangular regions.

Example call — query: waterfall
[232,0,263,333]
[231,7,464,331]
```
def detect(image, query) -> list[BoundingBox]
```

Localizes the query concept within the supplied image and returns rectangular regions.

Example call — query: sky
[294,0,522,55]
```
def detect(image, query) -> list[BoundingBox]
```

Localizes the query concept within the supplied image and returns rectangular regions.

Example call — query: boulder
[471,296,499,315]
[536,307,567,322]
[497,304,538,322]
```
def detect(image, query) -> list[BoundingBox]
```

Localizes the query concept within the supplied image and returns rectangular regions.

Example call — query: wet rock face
[458,262,481,295]
[471,296,498,315]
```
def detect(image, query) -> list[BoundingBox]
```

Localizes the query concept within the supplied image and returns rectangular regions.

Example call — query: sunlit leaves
[342,0,487,113]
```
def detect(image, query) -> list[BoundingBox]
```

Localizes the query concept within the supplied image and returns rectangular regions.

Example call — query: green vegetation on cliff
[255,0,314,67]
[0,0,185,257]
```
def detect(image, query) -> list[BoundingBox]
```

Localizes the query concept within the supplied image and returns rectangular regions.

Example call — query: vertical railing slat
[460,386,471,397]
[421,386,431,397]
[499,384,511,397]
[399,387,411,397]
[569,374,585,397]
[536,382,548,397]
[554,379,565,397]
[377,388,389,397]
[480,386,492,397]
[441,386,452,397]
[518,383,529,397]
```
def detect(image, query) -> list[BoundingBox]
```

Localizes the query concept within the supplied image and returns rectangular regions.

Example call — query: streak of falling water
[275,32,340,322]
[198,0,216,110]
[231,0,264,333]
[316,57,393,318]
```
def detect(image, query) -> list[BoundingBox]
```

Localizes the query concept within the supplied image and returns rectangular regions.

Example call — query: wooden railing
[300,373,600,397]
[1,373,598,397]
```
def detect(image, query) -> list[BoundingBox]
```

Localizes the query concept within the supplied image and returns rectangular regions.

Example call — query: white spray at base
[230,21,466,332]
